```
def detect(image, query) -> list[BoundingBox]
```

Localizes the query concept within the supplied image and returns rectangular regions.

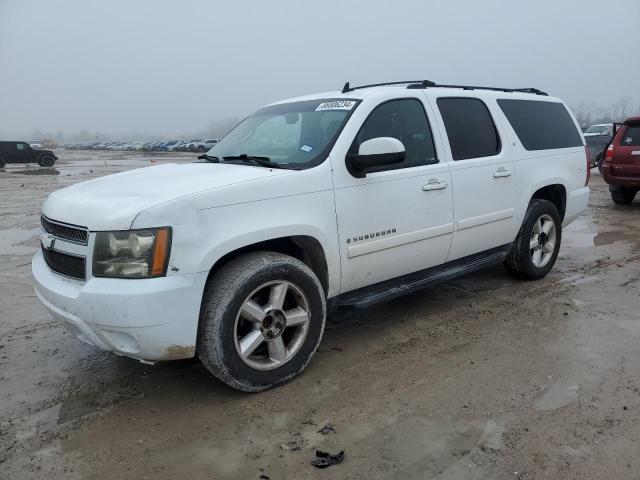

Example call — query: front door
[332,96,454,293]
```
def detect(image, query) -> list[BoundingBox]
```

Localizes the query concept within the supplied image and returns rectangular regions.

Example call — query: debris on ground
[280,432,303,451]
[311,449,345,469]
[317,424,336,435]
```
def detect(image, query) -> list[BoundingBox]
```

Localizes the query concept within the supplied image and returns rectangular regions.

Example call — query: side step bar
[329,244,512,310]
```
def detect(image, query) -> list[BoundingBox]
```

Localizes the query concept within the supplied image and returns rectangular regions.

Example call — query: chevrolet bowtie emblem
[41,232,55,250]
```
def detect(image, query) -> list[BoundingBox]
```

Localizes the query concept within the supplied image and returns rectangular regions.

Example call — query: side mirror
[346,137,405,178]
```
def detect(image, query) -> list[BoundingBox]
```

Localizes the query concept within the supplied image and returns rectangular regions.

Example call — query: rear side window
[497,99,583,151]
[437,97,501,160]
[620,126,640,146]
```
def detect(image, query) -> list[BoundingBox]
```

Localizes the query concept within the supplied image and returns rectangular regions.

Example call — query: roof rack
[342,80,547,96]
[342,80,435,93]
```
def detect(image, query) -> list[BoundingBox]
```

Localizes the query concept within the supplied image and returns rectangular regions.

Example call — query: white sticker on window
[300,145,313,152]
[315,100,356,112]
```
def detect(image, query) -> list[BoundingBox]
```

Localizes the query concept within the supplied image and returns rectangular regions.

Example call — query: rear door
[431,96,515,261]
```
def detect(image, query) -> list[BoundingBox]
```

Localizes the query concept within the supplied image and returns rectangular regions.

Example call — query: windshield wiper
[197,153,220,163]
[222,154,286,169]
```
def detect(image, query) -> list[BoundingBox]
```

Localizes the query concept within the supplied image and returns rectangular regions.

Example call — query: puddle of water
[594,230,639,247]
[0,227,40,255]
[533,384,578,411]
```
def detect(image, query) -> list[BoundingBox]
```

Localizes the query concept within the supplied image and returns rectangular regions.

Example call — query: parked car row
[65,139,219,152]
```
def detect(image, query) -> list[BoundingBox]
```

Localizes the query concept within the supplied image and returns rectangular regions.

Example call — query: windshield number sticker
[300,145,313,152]
[315,100,356,111]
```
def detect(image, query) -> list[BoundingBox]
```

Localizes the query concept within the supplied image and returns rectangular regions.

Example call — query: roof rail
[342,80,435,93]
[341,80,547,96]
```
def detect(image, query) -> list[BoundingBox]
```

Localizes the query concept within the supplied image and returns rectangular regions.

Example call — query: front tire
[197,252,326,392]
[504,199,562,280]
[610,185,636,205]
[0,156,5,169]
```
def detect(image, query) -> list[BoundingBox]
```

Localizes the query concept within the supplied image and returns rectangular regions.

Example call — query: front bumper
[32,250,208,361]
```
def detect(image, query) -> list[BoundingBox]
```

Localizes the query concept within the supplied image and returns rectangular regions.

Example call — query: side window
[437,97,501,160]
[349,98,437,172]
[497,99,582,150]
[620,126,640,146]
[16,143,25,151]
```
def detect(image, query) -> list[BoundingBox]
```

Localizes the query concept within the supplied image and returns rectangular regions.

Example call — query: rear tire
[504,199,562,280]
[0,156,5,169]
[38,155,55,167]
[610,185,636,205]
[596,154,604,174]
[197,252,326,392]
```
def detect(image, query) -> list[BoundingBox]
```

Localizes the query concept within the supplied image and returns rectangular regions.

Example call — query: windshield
[585,125,609,135]
[207,98,359,169]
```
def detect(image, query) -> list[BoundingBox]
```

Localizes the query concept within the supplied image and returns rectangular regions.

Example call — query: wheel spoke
[268,337,287,362]
[532,249,542,266]
[241,300,266,323]
[542,241,555,254]
[268,283,288,310]
[529,236,539,250]
[284,307,309,327]
[238,329,264,358]
[533,219,542,234]
[541,220,553,235]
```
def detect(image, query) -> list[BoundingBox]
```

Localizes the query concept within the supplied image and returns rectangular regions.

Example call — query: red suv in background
[602,117,640,204]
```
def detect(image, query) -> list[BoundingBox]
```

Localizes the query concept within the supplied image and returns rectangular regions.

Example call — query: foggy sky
[1,0,639,138]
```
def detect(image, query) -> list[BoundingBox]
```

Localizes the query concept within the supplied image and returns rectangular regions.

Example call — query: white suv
[33,80,590,391]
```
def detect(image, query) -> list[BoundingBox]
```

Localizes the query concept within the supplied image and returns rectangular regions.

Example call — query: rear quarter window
[497,99,583,151]
[619,126,640,146]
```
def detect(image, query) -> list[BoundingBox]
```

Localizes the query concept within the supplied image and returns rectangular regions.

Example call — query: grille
[41,215,88,245]
[42,246,86,280]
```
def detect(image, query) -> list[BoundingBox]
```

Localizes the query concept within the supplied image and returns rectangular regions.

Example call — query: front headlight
[92,227,171,279]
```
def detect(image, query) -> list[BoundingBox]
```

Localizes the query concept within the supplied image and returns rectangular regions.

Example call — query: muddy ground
[1,150,639,480]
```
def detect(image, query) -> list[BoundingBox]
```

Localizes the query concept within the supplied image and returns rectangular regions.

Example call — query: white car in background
[583,123,613,137]
[33,80,589,392]
[29,140,43,148]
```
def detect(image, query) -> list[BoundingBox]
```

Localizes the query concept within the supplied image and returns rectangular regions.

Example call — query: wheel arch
[530,183,567,221]
[205,235,330,297]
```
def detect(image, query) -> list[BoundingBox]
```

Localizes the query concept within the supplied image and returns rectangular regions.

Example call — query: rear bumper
[32,250,208,362]
[563,186,590,227]
[603,165,640,188]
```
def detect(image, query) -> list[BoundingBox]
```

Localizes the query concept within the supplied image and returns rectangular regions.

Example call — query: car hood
[42,162,289,230]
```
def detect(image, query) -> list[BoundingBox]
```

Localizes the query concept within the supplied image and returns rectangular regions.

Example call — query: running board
[329,244,512,310]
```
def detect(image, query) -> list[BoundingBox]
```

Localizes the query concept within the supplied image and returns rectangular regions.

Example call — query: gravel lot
[1,150,639,480]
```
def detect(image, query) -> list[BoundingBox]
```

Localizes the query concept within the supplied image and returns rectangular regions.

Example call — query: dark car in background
[583,123,614,171]
[602,117,640,204]
[0,141,57,168]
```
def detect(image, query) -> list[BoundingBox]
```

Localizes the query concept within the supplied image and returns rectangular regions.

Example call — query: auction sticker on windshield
[315,100,356,111]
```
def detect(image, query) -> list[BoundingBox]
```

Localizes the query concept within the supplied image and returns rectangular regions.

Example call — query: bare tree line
[6,97,640,143]
[10,116,243,144]
[571,97,639,129]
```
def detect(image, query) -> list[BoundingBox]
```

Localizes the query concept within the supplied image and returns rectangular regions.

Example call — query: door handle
[422,180,448,191]
[493,168,512,178]
[632,151,640,156]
